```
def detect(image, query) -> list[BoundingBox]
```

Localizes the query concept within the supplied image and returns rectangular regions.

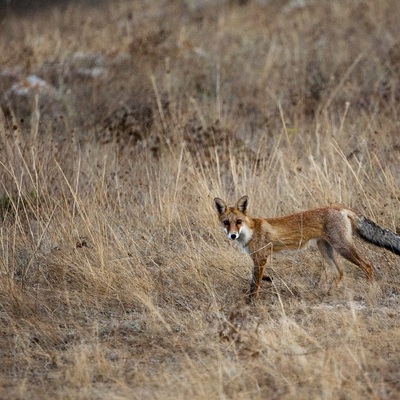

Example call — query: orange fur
[214,195,399,302]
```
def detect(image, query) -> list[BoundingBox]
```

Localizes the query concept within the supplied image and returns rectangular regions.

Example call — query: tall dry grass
[0,0,399,399]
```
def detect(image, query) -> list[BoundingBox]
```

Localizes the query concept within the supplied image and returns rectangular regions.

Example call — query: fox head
[214,195,251,243]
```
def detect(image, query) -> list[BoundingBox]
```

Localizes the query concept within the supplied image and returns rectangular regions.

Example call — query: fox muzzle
[228,232,239,240]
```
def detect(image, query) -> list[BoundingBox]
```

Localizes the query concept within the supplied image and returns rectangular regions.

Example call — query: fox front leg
[247,257,267,303]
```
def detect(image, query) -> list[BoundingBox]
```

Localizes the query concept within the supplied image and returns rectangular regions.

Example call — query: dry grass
[0,0,399,399]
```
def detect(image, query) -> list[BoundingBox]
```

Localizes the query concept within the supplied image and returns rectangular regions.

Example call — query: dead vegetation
[0,0,399,399]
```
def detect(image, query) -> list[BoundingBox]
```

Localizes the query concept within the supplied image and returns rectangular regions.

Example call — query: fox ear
[236,195,249,213]
[214,198,227,215]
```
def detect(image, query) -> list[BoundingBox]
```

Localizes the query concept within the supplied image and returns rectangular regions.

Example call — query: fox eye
[236,219,242,225]
[223,221,230,226]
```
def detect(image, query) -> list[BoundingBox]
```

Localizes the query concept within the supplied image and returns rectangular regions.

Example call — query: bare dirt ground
[0,1,399,399]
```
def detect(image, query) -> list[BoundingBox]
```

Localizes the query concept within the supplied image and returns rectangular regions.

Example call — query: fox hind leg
[334,244,374,282]
[324,215,374,283]
[323,233,374,283]
[317,239,344,289]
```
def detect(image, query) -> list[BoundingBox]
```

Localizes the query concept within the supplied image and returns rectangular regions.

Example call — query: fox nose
[229,233,237,240]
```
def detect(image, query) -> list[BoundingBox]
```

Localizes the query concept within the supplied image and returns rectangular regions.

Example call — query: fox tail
[355,215,400,256]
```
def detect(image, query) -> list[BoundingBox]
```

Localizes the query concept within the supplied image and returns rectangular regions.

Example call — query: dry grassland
[0,0,399,398]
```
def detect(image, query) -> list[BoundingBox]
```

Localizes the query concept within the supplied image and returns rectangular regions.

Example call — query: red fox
[214,195,400,302]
